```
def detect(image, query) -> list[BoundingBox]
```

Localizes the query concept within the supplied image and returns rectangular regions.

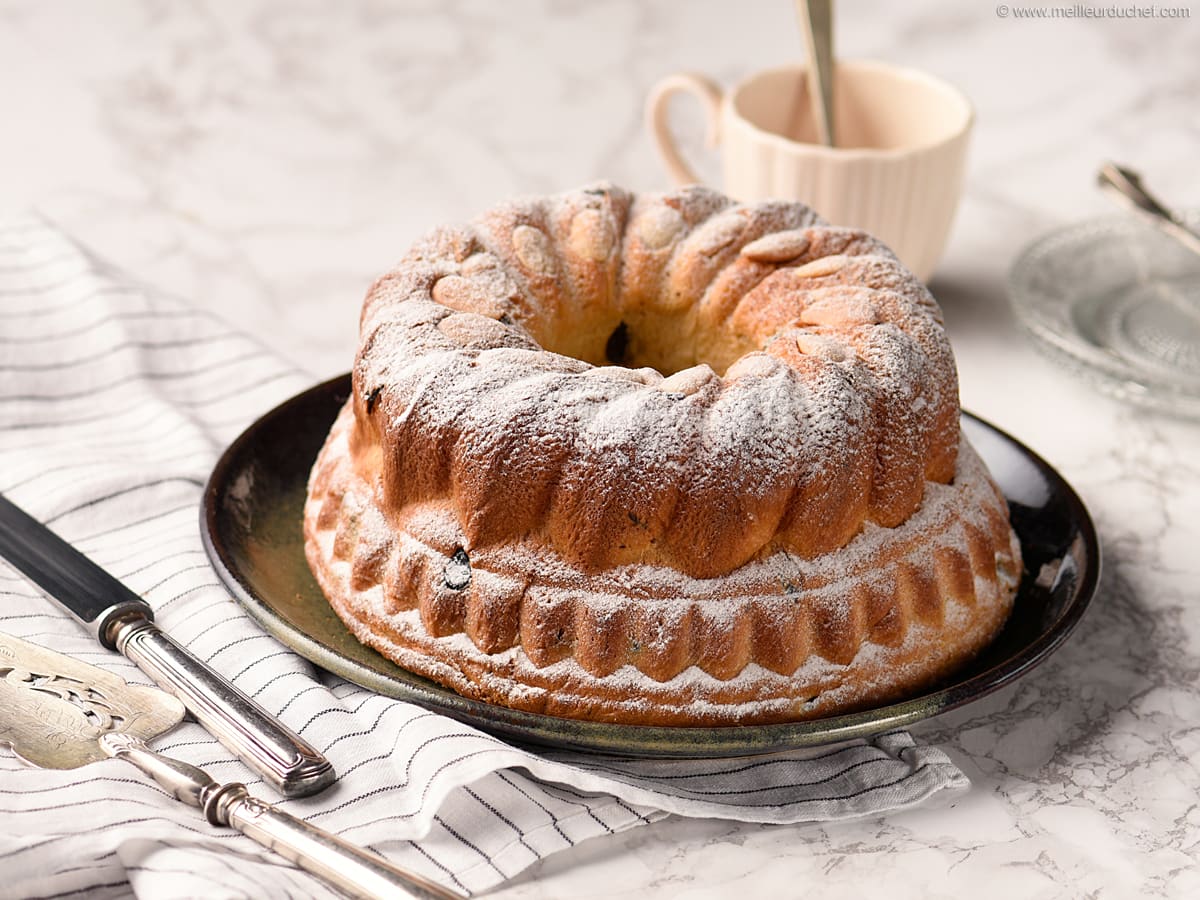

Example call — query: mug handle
[644,73,723,186]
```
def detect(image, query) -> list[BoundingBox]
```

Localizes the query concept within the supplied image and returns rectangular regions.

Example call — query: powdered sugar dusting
[305,404,1022,725]
[302,184,1018,726]
[349,184,958,578]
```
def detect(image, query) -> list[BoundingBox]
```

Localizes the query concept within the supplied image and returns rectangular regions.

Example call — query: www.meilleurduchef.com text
[995,4,1191,17]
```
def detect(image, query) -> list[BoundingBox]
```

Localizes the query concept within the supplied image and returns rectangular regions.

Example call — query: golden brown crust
[347,185,960,578]
[305,406,1020,725]
[305,183,1021,726]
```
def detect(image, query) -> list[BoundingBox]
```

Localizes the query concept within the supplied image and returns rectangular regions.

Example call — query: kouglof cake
[303,183,1022,726]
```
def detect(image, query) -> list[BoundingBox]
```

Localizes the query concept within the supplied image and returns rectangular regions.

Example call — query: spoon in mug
[795,0,836,146]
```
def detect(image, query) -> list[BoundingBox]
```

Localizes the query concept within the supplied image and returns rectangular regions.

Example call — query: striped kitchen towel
[0,215,967,899]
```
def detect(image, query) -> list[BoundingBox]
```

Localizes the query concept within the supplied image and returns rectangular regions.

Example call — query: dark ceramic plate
[201,375,1100,758]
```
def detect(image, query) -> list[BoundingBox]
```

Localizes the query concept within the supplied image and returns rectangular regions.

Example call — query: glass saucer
[1008,211,1200,417]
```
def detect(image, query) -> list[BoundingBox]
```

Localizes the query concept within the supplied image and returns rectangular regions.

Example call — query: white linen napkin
[0,215,968,899]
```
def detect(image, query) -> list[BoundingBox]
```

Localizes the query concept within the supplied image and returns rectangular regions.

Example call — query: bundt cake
[304,183,1022,726]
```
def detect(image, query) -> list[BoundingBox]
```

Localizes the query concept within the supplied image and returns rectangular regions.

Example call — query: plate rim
[202,374,1101,757]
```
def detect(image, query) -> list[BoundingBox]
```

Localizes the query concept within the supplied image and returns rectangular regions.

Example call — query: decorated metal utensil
[0,631,461,900]
[0,491,333,798]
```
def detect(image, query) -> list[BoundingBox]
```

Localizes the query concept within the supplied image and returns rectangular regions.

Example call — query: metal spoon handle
[100,733,463,900]
[797,0,835,146]
[1098,162,1200,258]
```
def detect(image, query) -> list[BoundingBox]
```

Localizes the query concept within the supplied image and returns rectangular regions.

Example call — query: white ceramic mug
[645,60,974,281]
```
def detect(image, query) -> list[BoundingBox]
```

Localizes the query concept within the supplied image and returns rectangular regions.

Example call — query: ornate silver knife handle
[100,732,462,900]
[111,615,334,798]
[0,492,334,799]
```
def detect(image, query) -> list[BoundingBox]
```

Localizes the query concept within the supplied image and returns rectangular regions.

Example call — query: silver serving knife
[0,491,334,798]
[0,631,461,900]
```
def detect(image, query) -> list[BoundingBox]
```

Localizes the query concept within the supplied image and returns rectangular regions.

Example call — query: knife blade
[0,491,334,798]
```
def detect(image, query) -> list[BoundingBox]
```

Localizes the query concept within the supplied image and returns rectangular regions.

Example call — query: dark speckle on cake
[365,386,383,415]
[443,548,471,590]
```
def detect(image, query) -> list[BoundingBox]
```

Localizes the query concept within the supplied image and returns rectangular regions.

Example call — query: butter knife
[0,491,334,798]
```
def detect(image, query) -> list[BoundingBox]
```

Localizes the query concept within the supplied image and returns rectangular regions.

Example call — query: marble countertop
[3,1,1199,896]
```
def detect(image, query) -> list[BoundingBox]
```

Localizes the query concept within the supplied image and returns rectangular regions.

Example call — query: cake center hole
[530,311,753,377]
[604,321,629,366]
